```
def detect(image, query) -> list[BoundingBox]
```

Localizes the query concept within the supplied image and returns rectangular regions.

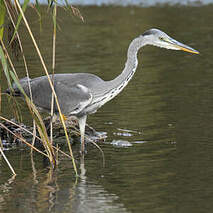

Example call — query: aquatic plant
[0,0,84,175]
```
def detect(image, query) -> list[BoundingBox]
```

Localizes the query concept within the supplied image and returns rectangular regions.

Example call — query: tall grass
[0,0,84,175]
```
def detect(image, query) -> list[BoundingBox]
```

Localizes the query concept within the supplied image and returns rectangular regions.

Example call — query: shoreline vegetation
[20,0,213,7]
[0,0,89,176]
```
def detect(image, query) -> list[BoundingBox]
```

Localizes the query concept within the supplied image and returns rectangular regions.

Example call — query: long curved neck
[108,36,146,91]
[89,36,147,108]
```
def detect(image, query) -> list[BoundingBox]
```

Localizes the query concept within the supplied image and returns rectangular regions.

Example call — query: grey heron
[7,29,199,153]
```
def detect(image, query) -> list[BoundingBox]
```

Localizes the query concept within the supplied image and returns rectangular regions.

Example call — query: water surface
[1,5,213,213]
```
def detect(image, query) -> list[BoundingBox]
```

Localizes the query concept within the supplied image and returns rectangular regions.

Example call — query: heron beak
[169,38,199,54]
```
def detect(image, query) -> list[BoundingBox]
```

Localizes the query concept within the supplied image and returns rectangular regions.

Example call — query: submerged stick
[0,122,48,157]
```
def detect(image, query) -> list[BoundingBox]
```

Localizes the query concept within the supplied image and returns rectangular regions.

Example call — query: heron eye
[159,37,164,41]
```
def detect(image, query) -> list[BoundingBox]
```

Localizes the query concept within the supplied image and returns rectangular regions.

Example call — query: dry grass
[0,0,84,175]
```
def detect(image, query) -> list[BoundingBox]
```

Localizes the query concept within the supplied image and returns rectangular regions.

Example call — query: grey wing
[23,77,92,115]
[55,82,93,115]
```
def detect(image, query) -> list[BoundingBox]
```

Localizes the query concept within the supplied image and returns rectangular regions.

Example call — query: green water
[1,5,213,213]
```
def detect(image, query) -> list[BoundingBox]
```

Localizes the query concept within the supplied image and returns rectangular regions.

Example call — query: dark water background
[1,5,213,213]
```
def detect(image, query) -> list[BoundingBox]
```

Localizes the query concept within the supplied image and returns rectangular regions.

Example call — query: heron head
[142,28,199,54]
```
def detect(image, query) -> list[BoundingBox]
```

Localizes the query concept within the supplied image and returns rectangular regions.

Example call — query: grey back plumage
[17,73,106,116]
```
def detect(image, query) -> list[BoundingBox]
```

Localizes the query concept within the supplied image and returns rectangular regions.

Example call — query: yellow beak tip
[180,47,199,54]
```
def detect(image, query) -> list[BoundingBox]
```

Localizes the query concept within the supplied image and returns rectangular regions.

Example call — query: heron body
[8,29,199,153]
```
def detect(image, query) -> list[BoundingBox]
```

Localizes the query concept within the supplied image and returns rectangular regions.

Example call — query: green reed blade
[0,0,6,40]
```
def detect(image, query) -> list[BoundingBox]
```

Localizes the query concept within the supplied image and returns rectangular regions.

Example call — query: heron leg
[78,115,87,154]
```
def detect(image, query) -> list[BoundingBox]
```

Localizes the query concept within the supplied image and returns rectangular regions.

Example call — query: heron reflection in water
[7,29,199,153]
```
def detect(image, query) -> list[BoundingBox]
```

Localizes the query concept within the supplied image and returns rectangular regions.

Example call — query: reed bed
[0,0,84,176]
